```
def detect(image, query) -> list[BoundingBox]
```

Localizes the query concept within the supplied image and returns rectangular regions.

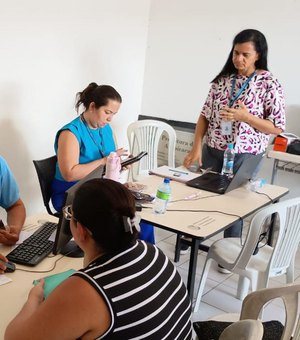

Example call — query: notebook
[186,154,263,194]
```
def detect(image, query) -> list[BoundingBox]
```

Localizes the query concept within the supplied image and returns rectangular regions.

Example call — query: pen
[169,168,189,175]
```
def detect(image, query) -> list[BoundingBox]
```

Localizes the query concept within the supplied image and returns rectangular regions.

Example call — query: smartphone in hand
[121,151,147,168]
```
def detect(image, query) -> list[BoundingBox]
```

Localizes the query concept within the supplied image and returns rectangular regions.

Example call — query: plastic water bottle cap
[227,143,234,149]
[164,178,170,184]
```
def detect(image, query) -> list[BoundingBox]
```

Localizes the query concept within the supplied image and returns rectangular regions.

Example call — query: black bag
[287,139,300,155]
[193,320,284,340]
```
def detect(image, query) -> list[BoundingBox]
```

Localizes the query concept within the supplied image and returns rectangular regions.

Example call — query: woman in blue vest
[51,82,154,243]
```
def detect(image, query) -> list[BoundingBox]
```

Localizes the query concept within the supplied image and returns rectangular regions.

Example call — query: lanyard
[228,71,256,108]
[81,114,105,158]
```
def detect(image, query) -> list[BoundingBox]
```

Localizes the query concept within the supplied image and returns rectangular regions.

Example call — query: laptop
[186,154,263,194]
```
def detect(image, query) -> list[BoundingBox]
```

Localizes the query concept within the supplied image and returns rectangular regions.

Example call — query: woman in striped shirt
[6,178,192,340]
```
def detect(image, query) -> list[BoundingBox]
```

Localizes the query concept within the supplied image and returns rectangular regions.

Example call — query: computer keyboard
[7,221,57,266]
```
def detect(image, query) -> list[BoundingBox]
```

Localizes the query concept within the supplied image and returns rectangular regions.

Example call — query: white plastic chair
[238,283,300,340]
[219,320,264,340]
[195,283,300,340]
[194,197,300,313]
[127,119,176,181]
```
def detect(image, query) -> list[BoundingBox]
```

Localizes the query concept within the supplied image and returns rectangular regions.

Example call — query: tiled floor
[154,225,300,338]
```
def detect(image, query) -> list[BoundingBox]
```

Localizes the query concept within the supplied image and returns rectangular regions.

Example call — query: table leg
[187,238,200,301]
[271,159,278,184]
[174,234,182,262]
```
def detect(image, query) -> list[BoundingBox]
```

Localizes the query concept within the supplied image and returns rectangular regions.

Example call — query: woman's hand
[183,148,202,168]
[0,225,20,245]
[0,253,8,274]
[116,148,128,158]
[29,279,45,305]
[220,101,251,123]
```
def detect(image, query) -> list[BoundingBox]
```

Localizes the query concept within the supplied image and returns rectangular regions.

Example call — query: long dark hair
[75,83,122,113]
[72,178,138,254]
[212,29,269,83]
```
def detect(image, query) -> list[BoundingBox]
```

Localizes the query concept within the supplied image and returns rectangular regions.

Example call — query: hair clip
[123,216,133,234]
[122,215,141,234]
[131,215,140,232]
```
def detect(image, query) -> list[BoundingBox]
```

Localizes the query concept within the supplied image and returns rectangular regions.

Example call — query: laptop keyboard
[7,221,57,266]
[186,172,232,193]
[215,174,231,186]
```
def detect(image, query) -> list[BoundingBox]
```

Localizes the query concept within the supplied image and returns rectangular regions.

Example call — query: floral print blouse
[201,70,286,154]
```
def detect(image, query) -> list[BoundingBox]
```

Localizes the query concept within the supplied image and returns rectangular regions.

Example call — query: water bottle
[221,143,235,176]
[248,178,267,192]
[154,178,171,214]
[105,152,121,181]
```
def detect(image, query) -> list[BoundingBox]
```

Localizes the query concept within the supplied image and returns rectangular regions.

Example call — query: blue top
[0,156,20,209]
[51,116,116,211]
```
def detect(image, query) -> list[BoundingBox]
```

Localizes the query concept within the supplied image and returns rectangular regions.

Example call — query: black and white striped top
[74,240,192,339]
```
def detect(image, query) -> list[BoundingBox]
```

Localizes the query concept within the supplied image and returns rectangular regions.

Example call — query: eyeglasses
[63,205,75,221]
[62,205,93,236]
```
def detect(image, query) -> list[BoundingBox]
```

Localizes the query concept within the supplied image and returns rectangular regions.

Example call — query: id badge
[221,121,232,135]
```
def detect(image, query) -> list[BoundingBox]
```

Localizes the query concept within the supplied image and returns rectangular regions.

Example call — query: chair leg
[193,258,213,313]
[287,258,295,283]
[237,276,250,300]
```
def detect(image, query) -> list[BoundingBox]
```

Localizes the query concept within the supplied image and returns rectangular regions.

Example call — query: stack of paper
[149,165,200,183]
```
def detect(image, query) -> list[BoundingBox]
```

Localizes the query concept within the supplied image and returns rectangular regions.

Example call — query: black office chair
[33,155,60,217]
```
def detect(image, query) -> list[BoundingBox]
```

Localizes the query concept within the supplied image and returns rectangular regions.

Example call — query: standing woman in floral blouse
[183,29,285,244]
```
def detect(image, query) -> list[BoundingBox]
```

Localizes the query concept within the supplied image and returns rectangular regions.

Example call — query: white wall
[0,0,151,215]
[142,0,300,197]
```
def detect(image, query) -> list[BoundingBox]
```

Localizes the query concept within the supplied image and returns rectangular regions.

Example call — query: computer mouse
[4,261,16,273]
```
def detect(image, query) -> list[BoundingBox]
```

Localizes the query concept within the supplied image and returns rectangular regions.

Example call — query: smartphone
[121,151,148,168]
[129,190,155,202]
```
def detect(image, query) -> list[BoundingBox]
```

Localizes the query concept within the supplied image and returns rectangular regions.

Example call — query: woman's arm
[57,130,107,182]
[183,115,209,168]
[5,276,111,340]
[221,101,283,135]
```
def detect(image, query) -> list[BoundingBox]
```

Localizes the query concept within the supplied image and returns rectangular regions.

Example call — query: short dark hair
[212,29,269,83]
[75,83,122,113]
[72,178,138,253]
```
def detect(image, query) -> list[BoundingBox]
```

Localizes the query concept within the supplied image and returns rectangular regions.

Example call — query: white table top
[139,175,289,239]
[267,150,300,163]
